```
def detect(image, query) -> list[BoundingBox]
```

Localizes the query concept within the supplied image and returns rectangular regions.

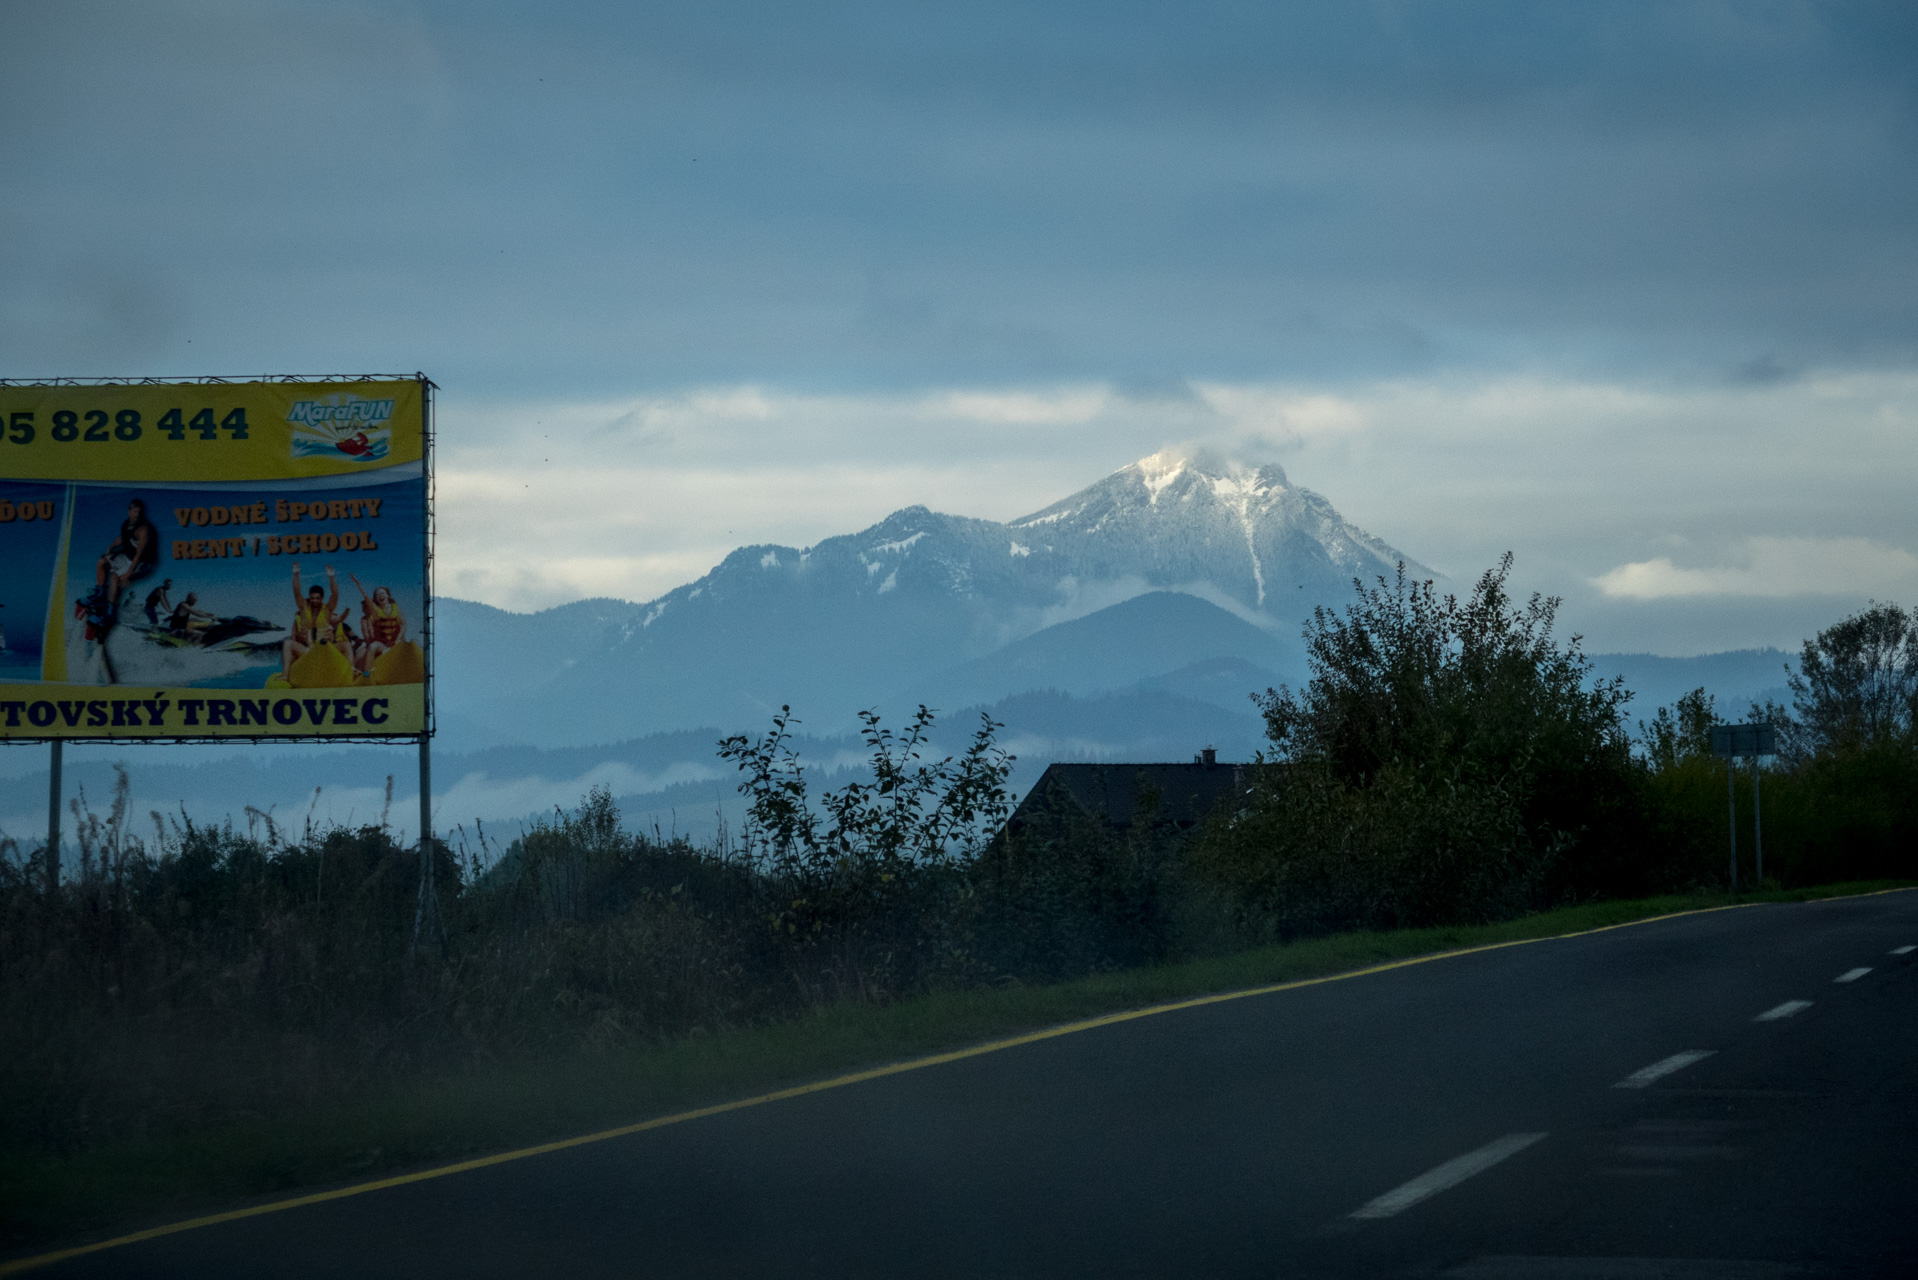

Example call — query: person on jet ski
[167,592,217,641]
[143,579,175,626]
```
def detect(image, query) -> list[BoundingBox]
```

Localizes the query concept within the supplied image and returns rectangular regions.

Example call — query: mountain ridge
[441,449,1427,745]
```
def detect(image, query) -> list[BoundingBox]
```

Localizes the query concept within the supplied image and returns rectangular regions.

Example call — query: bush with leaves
[0,775,453,1158]
[1197,555,1650,934]
[1632,603,1918,890]
[1638,687,1719,774]
[718,705,1014,994]
[969,779,1190,979]
[1716,602,1918,883]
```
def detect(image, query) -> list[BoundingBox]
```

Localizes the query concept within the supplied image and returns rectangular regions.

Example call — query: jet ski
[142,615,282,650]
[197,615,281,647]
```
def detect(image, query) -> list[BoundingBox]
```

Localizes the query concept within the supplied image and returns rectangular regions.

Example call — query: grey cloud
[2,0,1913,396]
[0,256,181,372]
[1731,355,1801,386]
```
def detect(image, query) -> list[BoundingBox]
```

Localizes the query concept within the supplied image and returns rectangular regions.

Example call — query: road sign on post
[1709,724,1776,757]
[1710,723,1775,889]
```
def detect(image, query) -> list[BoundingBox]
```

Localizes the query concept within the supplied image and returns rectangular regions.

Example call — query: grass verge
[5,878,1910,1253]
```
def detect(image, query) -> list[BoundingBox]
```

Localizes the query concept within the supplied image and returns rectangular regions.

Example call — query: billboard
[0,378,430,740]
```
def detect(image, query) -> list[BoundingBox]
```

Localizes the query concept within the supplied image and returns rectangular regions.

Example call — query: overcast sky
[5,0,1916,654]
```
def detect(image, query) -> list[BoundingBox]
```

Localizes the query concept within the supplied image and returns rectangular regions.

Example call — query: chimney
[1202,747,1216,768]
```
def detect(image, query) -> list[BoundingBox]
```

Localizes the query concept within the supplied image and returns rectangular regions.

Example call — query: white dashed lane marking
[1755,1000,1812,1021]
[1613,1051,1715,1089]
[1834,967,1872,983]
[1348,1133,1548,1220]
[1890,945,1915,956]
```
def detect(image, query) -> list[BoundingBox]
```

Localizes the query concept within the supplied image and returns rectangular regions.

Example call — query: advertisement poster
[0,379,429,739]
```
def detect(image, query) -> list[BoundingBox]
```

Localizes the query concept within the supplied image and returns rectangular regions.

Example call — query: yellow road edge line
[5,887,1909,1275]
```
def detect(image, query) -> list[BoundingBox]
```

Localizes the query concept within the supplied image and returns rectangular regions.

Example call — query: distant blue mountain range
[906,591,1299,712]
[1587,649,1796,723]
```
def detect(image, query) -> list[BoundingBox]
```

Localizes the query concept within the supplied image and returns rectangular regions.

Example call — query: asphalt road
[29,891,1918,1278]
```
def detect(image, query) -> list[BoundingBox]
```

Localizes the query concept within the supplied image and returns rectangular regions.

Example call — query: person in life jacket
[348,574,406,671]
[281,563,344,678]
[83,498,159,623]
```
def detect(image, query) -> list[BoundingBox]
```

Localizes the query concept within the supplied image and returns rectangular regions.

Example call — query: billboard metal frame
[0,373,436,746]
[0,374,420,386]
[1,374,440,916]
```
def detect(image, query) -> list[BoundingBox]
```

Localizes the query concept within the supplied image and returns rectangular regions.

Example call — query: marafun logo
[287,394,396,463]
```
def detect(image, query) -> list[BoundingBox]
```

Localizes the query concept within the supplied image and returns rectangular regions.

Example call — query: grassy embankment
[5,878,1908,1250]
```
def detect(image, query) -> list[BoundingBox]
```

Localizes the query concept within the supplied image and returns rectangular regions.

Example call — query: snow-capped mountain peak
[1125,446,1280,507]
[452,448,1432,742]
[1007,447,1428,616]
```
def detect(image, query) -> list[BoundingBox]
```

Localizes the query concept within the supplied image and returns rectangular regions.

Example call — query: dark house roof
[1008,751,1250,836]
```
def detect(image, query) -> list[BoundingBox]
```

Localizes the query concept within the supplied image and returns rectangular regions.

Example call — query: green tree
[1779,601,1917,760]
[1199,555,1647,935]
[718,706,1014,984]
[1638,687,1717,772]
[1257,554,1632,820]
[718,705,1014,873]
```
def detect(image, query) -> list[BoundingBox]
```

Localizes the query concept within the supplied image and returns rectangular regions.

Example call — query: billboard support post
[409,374,440,959]
[412,732,435,958]
[46,739,62,897]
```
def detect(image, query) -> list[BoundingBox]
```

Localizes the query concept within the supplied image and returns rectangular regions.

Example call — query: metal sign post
[1710,723,1776,892]
[410,378,441,959]
[412,730,436,959]
[1725,748,1736,891]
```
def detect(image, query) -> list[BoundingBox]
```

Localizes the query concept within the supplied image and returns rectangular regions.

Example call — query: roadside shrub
[718,704,1014,997]
[1197,555,1652,932]
[969,781,1187,978]
[0,789,438,1158]
[1635,602,1917,890]
[1196,760,1549,938]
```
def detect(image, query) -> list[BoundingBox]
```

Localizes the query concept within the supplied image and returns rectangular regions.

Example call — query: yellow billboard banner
[0,379,423,483]
[0,683,424,739]
[1,376,429,741]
